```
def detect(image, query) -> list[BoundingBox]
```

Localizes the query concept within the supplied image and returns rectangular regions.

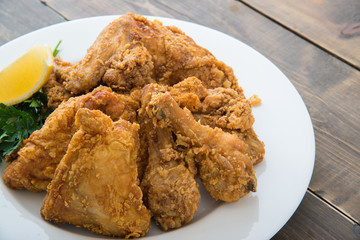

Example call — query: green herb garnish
[0,91,53,161]
[52,40,62,57]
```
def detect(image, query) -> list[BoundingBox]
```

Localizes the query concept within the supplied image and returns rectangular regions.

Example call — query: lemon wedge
[0,45,53,105]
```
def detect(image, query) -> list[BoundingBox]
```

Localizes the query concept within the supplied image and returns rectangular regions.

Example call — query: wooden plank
[40,0,177,20]
[43,0,360,223]
[0,0,65,46]
[273,191,360,240]
[238,0,360,69]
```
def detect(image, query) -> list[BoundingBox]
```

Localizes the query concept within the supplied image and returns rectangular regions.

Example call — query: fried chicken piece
[231,128,265,165]
[102,42,155,92]
[53,13,239,95]
[168,77,253,131]
[41,108,150,238]
[140,120,200,230]
[175,78,264,164]
[170,78,264,164]
[2,86,138,192]
[141,77,265,164]
[142,87,256,202]
[42,57,74,109]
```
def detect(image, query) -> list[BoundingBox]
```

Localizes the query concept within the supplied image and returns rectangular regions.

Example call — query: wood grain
[0,0,64,46]
[238,0,360,69]
[273,191,360,240]
[1,0,359,238]
[40,0,176,20]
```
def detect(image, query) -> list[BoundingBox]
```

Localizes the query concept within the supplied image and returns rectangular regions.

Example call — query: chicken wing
[142,87,256,202]
[41,108,150,238]
[2,86,138,192]
[140,120,200,230]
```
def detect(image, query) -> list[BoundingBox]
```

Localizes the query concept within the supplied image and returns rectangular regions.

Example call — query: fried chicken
[142,86,256,202]
[1,13,266,237]
[44,13,239,101]
[141,77,265,165]
[102,42,155,92]
[140,120,200,230]
[2,86,139,192]
[170,78,265,165]
[42,57,74,109]
[41,108,150,238]
[230,128,265,165]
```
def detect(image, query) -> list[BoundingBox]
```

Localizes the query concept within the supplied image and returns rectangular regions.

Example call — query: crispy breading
[140,120,200,230]
[41,108,150,238]
[140,77,265,165]
[2,86,139,192]
[142,87,256,202]
[43,13,240,100]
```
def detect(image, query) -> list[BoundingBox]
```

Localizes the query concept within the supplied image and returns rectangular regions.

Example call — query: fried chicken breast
[2,86,138,192]
[41,108,150,238]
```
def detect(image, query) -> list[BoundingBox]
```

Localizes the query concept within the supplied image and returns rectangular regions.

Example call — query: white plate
[0,15,315,240]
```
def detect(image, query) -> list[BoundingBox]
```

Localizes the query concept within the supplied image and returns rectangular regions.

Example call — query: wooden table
[1,0,359,239]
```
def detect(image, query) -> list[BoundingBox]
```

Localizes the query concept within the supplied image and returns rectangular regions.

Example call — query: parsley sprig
[0,91,53,160]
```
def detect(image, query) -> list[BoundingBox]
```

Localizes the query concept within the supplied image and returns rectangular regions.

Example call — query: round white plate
[0,15,315,240]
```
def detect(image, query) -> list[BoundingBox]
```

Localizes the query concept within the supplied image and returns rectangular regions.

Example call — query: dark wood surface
[239,0,360,69]
[1,0,359,239]
[0,0,64,44]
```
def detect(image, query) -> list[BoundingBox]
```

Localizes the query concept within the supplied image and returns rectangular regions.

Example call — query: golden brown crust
[2,86,138,192]
[142,87,256,202]
[41,109,150,238]
[45,13,240,102]
[42,57,73,109]
[140,121,200,230]
[140,77,264,165]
